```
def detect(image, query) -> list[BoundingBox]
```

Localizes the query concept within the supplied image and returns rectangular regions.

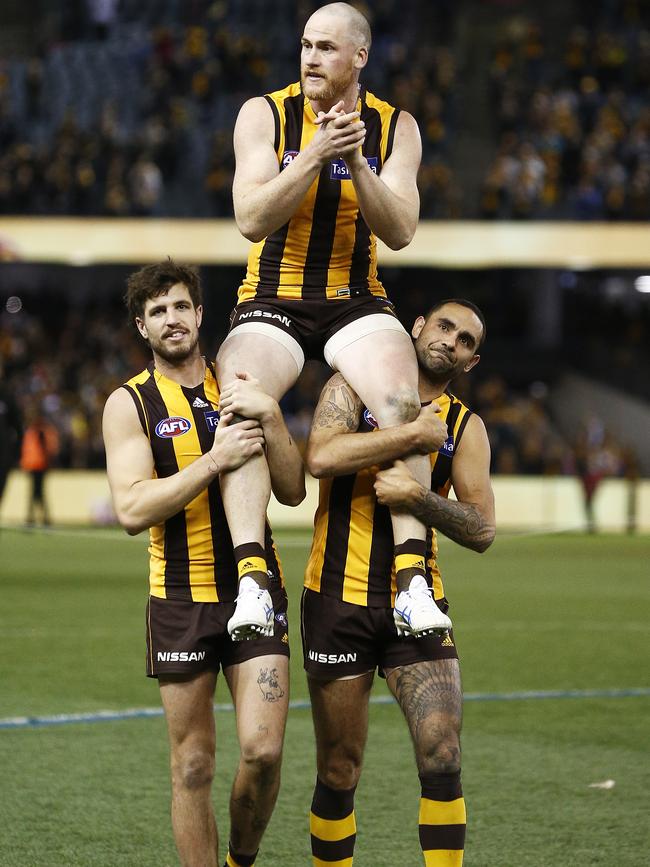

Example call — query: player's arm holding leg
[374,414,496,552]
[102,388,264,535]
[342,110,421,250]
[306,373,448,478]
[234,98,366,242]
[218,373,306,506]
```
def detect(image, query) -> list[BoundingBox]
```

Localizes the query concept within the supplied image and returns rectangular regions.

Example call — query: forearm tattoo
[257,667,285,702]
[312,378,362,432]
[411,488,495,552]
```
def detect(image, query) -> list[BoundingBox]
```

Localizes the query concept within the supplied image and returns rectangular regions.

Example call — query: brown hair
[124,258,203,321]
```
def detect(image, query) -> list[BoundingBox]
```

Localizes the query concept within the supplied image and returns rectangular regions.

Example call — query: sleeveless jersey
[238,82,400,303]
[304,392,473,608]
[122,361,282,603]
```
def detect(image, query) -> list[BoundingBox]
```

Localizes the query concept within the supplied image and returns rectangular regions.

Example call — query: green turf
[1,528,649,865]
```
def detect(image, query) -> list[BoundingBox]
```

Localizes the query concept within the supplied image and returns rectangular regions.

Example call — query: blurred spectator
[128,153,163,216]
[20,407,59,526]
[573,415,626,532]
[0,356,23,521]
[86,0,119,41]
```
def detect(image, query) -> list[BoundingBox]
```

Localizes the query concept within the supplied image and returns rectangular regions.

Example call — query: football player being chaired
[217,2,445,643]
[103,260,305,867]
[303,300,496,865]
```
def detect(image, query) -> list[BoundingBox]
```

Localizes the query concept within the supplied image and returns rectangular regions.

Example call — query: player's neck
[153,352,205,388]
[418,370,450,403]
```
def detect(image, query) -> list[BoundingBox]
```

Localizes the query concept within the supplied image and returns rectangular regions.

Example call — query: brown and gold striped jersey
[238,82,400,303]
[304,392,473,607]
[122,361,282,603]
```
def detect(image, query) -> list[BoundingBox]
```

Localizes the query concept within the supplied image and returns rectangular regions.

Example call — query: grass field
[1,526,649,866]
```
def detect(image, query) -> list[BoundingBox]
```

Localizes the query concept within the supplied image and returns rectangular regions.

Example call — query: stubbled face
[136,283,202,363]
[300,13,364,102]
[413,303,483,380]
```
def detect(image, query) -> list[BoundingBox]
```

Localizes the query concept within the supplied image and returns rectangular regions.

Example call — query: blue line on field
[2,687,649,730]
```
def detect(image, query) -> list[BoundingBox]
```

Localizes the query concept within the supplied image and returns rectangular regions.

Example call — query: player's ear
[464,354,480,373]
[355,46,368,70]
[411,316,426,339]
[196,305,203,328]
[135,317,147,340]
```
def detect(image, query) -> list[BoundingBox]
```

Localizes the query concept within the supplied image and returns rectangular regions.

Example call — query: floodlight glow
[634,276,650,293]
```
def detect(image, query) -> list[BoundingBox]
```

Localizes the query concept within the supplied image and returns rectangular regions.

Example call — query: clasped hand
[312,100,366,165]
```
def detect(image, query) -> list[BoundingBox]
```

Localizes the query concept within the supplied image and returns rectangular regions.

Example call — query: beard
[416,342,465,380]
[301,65,356,101]
[148,330,199,364]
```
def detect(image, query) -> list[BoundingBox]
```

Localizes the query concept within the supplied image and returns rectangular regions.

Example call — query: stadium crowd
[1,2,648,218]
[0,0,460,218]
[481,12,650,219]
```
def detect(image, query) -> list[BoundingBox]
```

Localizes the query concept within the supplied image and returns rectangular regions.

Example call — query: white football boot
[227,576,274,641]
[393,574,452,638]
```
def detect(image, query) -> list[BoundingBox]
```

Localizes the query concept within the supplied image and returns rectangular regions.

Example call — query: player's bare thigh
[216,330,301,401]
[325,321,420,424]
[308,672,374,780]
[159,669,218,747]
[225,654,289,750]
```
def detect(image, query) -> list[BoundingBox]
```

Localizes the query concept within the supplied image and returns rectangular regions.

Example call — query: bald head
[308,3,371,51]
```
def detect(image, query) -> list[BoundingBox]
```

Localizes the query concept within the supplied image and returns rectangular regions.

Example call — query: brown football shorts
[226,295,400,365]
[301,588,458,680]
[146,584,289,678]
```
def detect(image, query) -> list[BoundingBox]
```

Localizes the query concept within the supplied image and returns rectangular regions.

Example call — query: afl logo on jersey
[281,150,299,169]
[155,417,192,438]
[363,408,378,429]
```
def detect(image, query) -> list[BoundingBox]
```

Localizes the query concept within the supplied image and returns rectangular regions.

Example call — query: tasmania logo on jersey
[363,408,378,429]
[155,417,192,438]
[281,150,299,169]
[439,435,454,455]
[330,156,378,180]
[204,410,220,433]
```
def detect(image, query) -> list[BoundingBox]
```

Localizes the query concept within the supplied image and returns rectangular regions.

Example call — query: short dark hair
[424,298,487,349]
[124,258,203,321]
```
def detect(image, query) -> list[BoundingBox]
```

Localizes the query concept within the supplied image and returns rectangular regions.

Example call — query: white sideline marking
[2,688,649,730]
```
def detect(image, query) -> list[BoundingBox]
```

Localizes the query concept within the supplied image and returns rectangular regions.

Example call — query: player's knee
[318,751,362,790]
[172,747,215,791]
[417,733,461,776]
[374,388,420,427]
[240,738,283,778]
